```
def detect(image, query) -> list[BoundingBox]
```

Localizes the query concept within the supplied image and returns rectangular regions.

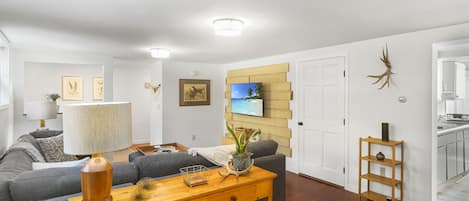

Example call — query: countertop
[437,121,469,136]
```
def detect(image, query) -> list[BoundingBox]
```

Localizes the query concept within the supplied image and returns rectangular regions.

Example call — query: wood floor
[286,172,359,201]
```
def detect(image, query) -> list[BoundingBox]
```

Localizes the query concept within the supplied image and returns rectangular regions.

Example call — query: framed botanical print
[62,76,84,101]
[179,79,210,106]
[92,77,104,100]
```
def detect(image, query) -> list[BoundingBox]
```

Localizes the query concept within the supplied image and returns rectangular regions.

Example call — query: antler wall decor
[144,82,161,96]
[368,45,394,89]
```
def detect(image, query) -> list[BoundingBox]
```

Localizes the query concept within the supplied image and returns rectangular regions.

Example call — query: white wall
[22,62,103,130]
[0,46,10,154]
[162,61,224,147]
[10,47,112,139]
[224,23,469,201]
[111,60,163,144]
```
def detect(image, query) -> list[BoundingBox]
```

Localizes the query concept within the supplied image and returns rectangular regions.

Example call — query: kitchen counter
[437,122,469,136]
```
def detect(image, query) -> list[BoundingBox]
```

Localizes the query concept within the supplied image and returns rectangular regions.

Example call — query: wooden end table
[69,166,276,201]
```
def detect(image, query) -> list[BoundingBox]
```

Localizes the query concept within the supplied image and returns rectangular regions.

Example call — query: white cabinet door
[457,139,464,175]
[447,141,458,179]
[441,61,466,100]
[438,145,447,184]
[465,131,469,171]
[455,62,466,99]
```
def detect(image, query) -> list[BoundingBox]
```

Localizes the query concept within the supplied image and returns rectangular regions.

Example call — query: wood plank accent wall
[225,63,292,156]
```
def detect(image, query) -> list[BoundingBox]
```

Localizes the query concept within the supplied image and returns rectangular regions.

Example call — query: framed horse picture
[179,79,210,106]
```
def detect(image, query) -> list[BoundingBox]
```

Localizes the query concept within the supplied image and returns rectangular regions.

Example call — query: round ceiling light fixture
[150,48,171,59]
[213,18,244,36]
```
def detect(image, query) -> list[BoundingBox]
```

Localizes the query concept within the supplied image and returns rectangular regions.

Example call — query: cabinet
[437,129,469,183]
[440,61,466,100]
[359,137,404,201]
[69,166,276,201]
[437,145,447,184]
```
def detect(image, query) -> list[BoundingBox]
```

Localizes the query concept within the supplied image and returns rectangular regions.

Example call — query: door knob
[298,122,303,126]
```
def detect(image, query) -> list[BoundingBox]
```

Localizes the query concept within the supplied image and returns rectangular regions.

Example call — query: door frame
[431,38,469,201]
[295,53,350,188]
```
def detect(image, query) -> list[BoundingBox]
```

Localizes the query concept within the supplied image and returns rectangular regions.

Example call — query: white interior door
[298,56,346,186]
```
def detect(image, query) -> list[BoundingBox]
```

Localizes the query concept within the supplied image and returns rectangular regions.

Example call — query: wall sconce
[145,82,161,96]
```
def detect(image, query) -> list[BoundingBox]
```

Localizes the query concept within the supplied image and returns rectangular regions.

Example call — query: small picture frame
[62,76,84,101]
[92,77,104,100]
[179,79,210,106]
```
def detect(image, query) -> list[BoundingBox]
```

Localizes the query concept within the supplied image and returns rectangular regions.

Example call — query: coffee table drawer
[207,184,256,201]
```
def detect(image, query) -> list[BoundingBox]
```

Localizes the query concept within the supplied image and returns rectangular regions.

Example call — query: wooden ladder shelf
[359,136,404,201]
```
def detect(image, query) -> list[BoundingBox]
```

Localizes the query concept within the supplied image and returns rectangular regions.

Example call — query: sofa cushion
[0,150,35,201]
[133,152,217,179]
[36,135,78,162]
[246,140,278,159]
[9,163,138,201]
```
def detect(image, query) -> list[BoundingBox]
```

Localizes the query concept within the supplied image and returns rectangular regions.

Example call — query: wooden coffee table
[136,143,189,156]
[69,166,276,201]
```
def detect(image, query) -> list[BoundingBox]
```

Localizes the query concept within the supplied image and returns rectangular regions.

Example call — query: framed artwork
[179,79,210,106]
[92,77,104,100]
[62,76,84,101]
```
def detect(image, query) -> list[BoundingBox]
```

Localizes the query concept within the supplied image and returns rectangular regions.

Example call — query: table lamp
[24,101,58,130]
[62,102,132,201]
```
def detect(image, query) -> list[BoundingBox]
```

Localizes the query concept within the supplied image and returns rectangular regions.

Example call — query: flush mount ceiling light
[213,18,244,36]
[150,48,171,59]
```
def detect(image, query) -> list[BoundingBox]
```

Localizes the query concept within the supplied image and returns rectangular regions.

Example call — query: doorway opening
[432,39,469,201]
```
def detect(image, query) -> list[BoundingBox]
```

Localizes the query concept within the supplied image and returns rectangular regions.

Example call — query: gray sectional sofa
[0,133,285,201]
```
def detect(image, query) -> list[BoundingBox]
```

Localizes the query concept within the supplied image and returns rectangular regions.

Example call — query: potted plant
[46,93,61,112]
[47,94,61,102]
[226,124,261,171]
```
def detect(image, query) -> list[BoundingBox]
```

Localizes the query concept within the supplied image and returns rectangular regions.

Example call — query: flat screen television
[231,82,263,117]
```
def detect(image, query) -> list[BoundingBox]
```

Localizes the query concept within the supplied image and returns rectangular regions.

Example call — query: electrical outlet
[380,167,386,176]
[192,135,196,141]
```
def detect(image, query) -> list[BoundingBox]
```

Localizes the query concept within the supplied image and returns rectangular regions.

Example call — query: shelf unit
[359,136,404,201]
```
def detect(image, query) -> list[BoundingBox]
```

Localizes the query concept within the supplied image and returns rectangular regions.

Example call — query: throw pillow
[36,134,78,162]
[32,157,89,170]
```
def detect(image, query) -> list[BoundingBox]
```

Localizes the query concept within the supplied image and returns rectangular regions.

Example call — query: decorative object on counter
[180,165,209,187]
[367,44,394,89]
[382,122,389,141]
[144,81,161,96]
[376,152,385,161]
[24,101,58,130]
[92,77,104,100]
[226,124,260,172]
[61,76,84,101]
[133,177,156,201]
[179,79,210,106]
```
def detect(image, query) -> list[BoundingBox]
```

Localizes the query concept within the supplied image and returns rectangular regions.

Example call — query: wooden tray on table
[136,143,188,156]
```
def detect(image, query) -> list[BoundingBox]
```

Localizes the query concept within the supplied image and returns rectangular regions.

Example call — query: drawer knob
[230,196,237,201]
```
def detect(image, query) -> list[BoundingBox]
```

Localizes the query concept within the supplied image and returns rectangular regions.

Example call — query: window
[0,46,9,107]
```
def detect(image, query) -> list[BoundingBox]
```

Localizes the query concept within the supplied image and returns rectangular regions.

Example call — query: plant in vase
[226,124,261,171]
[46,93,61,112]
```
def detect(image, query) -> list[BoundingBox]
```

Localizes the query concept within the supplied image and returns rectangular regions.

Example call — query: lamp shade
[62,102,132,155]
[24,101,57,120]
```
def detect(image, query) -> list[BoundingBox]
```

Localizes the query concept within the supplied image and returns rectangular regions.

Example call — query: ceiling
[1,0,469,63]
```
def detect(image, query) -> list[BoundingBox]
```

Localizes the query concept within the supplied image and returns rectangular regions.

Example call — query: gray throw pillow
[36,134,78,162]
